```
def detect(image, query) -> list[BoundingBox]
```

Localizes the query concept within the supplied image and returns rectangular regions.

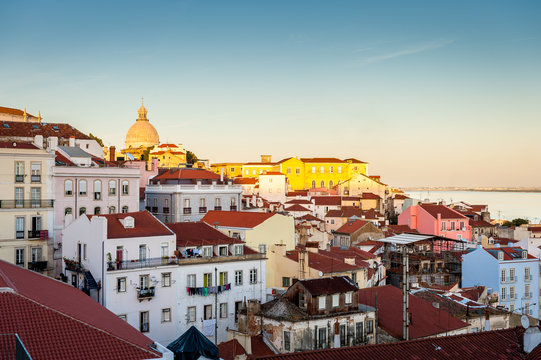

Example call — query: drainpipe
[74,178,78,218]
[118,179,121,212]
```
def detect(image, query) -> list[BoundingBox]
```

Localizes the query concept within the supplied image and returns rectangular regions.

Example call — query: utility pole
[215,267,218,344]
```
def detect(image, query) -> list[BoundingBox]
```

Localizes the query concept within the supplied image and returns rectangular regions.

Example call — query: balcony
[15,231,24,239]
[163,207,170,214]
[94,192,101,200]
[31,175,41,183]
[524,292,533,299]
[151,206,158,213]
[183,208,192,215]
[28,230,48,239]
[145,206,151,211]
[214,206,222,211]
[0,199,54,209]
[501,276,516,283]
[28,260,48,272]
[15,175,24,183]
[230,205,237,211]
[525,275,533,282]
[199,207,207,214]
[137,286,155,301]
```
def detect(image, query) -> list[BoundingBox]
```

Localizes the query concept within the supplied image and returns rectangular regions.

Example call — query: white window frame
[318,296,326,310]
[345,292,352,304]
[162,308,171,322]
[332,293,339,307]
[249,269,257,284]
[235,270,243,286]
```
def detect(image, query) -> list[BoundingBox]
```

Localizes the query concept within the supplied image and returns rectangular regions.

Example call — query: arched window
[311,180,316,189]
[94,207,101,215]
[65,207,72,215]
[109,180,116,195]
[109,206,116,214]
[329,180,334,188]
[65,180,73,196]
[320,180,325,188]
[122,206,128,213]
[79,180,87,196]
[94,180,102,200]
[79,207,86,215]
[122,180,129,195]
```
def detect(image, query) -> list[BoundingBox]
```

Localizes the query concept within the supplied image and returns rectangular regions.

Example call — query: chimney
[333,321,340,348]
[483,307,490,331]
[69,136,75,147]
[524,327,541,353]
[33,135,43,148]
[46,136,58,151]
[220,168,224,182]
[109,146,116,162]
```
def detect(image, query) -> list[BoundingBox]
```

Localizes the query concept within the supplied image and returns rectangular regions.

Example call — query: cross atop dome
[137,98,148,121]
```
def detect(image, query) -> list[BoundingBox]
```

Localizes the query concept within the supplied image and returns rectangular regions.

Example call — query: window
[219,271,228,286]
[526,267,531,281]
[187,307,196,322]
[162,273,171,287]
[122,180,129,195]
[311,166,316,174]
[140,311,149,332]
[366,319,374,334]
[320,166,324,174]
[162,308,171,322]
[31,162,41,182]
[318,327,327,349]
[109,180,116,195]
[230,167,235,172]
[15,217,24,239]
[498,251,504,261]
[286,167,291,174]
[338,166,342,173]
[30,187,40,207]
[109,206,116,214]
[235,270,243,286]
[284,331,291,351]
[79,207,86,215]
[15,249,24,266]
[510,286,515,299]
[523,250,528,259]
[318,296,326,310]
[355,322,364,344]
[295,168,301,175]
[501,287,506,300]
[215,198,221,208]
[219,246,228,256]
[65,207,73,215]
[93,180,101,200]
[451,221,455,230]
[339,325,346,346]
[117,277,126,292]
[526,284,531,298]
[94,207,101,215]
[234,245,243,256]
[510,303,515,312]
[252,170,256,175]
[15,161,24,182]
[83,244,87,260]
[332,294,339,307]
[31,247,42,262]
[204,305,212,320]
[119,314,127,321]
[184,198,190,208]
[79,180,87,195]
[14,187,24,207]
[320,180,325,188]
[329,180,334,188]
[203,246,213,257]
[220,303,228,318]
[161,243,169,258]
[139,275,150,290]
[329,166,334,173]
[501,269,506,282]
[311,180,316,189]
[187,274,196,287]
[139,245,147,262]
[249,269,257,284]
[510,268,515,281]
[441,222,446,231]
[122,206,128,213]
[204,273,212,287]
[65,180,73,196]
[231,197,237,206]
[282,277,290,287]
[460,221,465,229]
[345,292,352,304]
[259,244,266,254]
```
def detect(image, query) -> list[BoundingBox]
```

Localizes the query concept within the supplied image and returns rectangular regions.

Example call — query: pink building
[398,204,472,241]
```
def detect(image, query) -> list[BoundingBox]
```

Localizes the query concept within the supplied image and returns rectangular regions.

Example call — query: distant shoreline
[403,188,541,193]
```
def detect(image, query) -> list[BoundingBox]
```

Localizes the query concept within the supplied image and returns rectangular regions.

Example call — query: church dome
[125,102,159,149]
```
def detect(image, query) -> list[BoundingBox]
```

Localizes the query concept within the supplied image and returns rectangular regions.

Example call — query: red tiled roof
[394,194,409,200]
[166,221,243,247]
[257,327,530,360]
[387,224,418,234]
[244,162,276,166]
[326,208,363,218]
[470,219,495,227]
[358,285,470,340]
[344,158,367,164]
[285,204,311,212]
[157,143,178,148]
[485,246,537,260]
[287,190,308,197]
[341,196,361,201]
[420,204,468,219]
[361,192,380,200]
[154,168,220,180]
[0,106,36,117]
[88,211,173,239]
[261,171,284,176]
[295,276,358,297]
[297,214,323,222]
[334,220,369,234]
[285,199,312,205]
[249,335,275,358]
[218,339,247,360]
[0,121,91,139]
[323,246,376,261]
[202,210,275,229]
[0,260,161,359]
[0,141,40,149]
[301,158,346,163]
[286,250,362,274]
[55,151,75,166]
[234,177,258,184]
[529,227,541,233]
[311,196,342,206]
[470,205,487,212]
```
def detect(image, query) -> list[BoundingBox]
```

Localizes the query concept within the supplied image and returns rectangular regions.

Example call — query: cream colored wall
[360,199,379,210]
[243,214,296,251]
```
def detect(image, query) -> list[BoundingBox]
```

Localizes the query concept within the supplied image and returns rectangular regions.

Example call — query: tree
[186,150,198,165]
[511,218,529,227]
[89,133,104,147]
[142,146,154,161]
[502,221,513,227]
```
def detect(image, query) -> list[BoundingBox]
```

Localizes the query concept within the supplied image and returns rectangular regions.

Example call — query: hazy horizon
[1,1,540,188]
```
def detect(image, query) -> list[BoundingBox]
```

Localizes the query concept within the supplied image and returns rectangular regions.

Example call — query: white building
[145,168,242,223]
[258,172,287,203]
[62,211,266,345]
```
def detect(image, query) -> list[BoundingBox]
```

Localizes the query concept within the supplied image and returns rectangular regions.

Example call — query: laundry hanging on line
[186,283,231,296]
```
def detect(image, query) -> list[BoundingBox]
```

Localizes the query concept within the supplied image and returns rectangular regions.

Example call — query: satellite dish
[318,271,323,277]
[126,153,135,160]
[521,314,530,329]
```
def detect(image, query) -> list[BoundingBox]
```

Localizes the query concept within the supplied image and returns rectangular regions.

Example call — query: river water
[404,191,541,223]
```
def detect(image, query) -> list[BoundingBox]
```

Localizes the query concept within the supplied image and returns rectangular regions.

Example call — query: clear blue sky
[1,0,540,187]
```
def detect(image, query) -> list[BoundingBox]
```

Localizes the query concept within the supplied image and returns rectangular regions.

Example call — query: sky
[1,0,540,187]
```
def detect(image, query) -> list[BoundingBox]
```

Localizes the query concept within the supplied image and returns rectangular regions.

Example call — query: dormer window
[332,294,339,307]
[522,250,528,259]
[318,296,326,310]
[234,245,243,256]
[345,292,353,304]
[203,246,213,257]
[498,251,504,261]
[218,246,228,256]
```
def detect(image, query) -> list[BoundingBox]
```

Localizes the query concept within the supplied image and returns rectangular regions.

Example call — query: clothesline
[186,283,231,296]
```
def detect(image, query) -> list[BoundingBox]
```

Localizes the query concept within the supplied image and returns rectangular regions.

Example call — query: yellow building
[122,101,160,160]
[149,143,186,168]
[0,142,55,276]
[241,155,279,178]
[210,162,244,178]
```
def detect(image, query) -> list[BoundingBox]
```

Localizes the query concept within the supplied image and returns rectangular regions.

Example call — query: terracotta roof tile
[361,192,380,200]
[154,168,220,180]
[88,211,173,239]
[296,276,358,296]
[286,250,362,274]
[0,121,91,139]
[167,221,244,247]
[420,204,468,219]
[285,204,311,212]
[202,210,275,229]
[234,177,258,184]
[311,196,342,206]
[300,158,346,163]
[249,335,275,358]
[344,158,368,164]
[218,339,247,360]
[0,141,40,149]
[0,106,36,117]
[334,220,370,234]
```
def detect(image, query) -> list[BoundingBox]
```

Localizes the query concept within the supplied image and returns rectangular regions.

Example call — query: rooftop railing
[0,200,54,209]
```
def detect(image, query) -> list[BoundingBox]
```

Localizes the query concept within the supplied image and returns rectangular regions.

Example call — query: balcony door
[31,187,40,207]
[31,216,41,238]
